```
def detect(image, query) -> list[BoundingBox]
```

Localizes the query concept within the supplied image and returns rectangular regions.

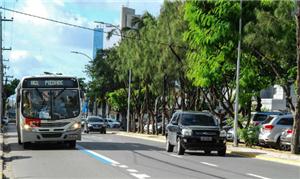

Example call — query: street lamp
[233,0,243,147]
[70,51,96,116]
[70,51,93,61]
[94,21,131,133]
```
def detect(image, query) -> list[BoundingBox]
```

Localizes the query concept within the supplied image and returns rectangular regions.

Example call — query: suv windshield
[181,114,217,126]
[22,89,80,120]
[88,118,103,123]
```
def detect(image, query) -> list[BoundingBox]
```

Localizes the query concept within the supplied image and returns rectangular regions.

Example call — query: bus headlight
[24,124,31,131]
[69,122,81,131]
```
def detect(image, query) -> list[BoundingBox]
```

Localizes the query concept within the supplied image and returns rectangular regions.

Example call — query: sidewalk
[115,131,300,167]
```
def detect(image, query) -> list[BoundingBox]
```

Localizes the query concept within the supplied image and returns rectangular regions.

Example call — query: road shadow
[2,155,32,163]
[78,141,164,151]
[6,141,75,151]
[132,150,251,179]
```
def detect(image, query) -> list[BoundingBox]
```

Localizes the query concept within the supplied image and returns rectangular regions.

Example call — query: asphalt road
[3,123,300,179]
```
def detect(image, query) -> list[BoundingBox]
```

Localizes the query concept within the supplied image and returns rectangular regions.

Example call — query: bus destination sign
[23,78,78,88]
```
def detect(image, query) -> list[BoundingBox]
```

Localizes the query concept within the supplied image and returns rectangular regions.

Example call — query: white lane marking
[247,173,271,179]
[132,144,139,147]
[76,145,120,165]
[127,169,138,173]
[169,154,183,158]
[119,165,128,168]
[201,162,218,167]
[111,163,118,167]
[130,173,150,179]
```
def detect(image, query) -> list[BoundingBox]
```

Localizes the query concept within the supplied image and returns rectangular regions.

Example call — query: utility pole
[0,12,13,131]
[233,0,242,147]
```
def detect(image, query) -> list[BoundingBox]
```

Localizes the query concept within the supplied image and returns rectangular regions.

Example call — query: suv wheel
[166,136,174,152]
[177,138,185,155]
[23,142,31,149]
[218,148,226,156]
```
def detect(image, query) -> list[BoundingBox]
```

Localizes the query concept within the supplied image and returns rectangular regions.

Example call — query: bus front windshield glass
[22,89,80,120]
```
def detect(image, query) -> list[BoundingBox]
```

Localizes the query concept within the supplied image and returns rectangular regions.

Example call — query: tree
[244,1,297,112]
[292,1,300,154]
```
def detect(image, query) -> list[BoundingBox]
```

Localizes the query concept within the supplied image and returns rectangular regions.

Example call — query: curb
[115,132,300,167]
[227,150,300,167]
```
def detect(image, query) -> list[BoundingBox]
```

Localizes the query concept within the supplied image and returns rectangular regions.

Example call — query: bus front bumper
[21,129,81,143]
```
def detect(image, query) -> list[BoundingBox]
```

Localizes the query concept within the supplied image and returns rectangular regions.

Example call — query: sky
[1,0,163,82]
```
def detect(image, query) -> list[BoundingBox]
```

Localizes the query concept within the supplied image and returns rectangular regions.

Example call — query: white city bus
[15,75,83,149]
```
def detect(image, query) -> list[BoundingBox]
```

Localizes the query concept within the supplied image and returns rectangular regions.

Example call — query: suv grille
[193,130,219,136]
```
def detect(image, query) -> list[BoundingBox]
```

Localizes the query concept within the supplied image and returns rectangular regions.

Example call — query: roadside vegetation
[85,1,299,153]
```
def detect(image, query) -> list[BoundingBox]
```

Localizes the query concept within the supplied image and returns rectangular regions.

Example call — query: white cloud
[9,50,28,61]
[53,0,65,7]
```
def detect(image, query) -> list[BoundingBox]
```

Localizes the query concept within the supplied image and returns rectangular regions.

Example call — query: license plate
[200,137,212,141]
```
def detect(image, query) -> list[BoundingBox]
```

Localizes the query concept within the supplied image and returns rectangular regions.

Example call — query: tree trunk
[292,3,300,154]
[255,96,262,112]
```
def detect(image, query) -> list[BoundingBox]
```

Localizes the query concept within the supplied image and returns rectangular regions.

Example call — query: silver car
[280,128,300,151]
[259,114,293,148]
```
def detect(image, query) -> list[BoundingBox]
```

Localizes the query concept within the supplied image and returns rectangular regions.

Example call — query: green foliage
[107,89,128,113]
[239,125,260,147]
[4,78,20,98]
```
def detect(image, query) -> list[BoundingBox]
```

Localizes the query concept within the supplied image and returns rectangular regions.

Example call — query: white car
[106,118,120,128]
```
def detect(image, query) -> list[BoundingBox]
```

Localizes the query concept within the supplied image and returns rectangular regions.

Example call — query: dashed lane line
[127,169,138,173]
[76,144,151,179]
[246,173,271,179]
[130,173,151,179]
[169,154,183,158]
[200,162,218,167]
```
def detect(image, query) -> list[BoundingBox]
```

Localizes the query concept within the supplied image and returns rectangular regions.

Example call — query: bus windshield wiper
[54,88,66,99]
[35,88,44,100]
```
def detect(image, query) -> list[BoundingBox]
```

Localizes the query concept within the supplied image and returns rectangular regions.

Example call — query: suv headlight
[182,129,192,136]
[219,130,227,137]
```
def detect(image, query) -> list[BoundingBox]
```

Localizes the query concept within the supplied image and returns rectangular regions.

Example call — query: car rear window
[277,118,293,126]
[88,117,103,122]
[181,114,216,126]
[261,116,274,124]
[253,114,268,122]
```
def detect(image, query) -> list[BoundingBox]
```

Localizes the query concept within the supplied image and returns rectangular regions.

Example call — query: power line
[0,6,186,49]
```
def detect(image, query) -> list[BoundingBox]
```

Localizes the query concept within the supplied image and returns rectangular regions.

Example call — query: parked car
[84,116,107,134]
[81,117,86,127]
[280,128,300,151]
[166,111,226,156]
[106,118,120,128]
[143,122,167,134]
[226,127,240,142]
[259,114,293,148]
[1,116,8,126]
[251,112,284,126]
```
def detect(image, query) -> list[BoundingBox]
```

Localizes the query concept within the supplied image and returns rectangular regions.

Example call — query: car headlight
[87,124,92,127]
[220,130,227,137]
[182,129,192,136]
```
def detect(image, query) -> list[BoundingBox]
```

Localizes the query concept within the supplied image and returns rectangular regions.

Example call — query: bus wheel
[23,142,31,149]
[68,141,76,149]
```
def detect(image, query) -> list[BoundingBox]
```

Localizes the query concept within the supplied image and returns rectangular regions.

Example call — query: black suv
[166,111,226,156]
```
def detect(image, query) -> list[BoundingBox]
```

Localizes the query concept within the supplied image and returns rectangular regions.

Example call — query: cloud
[9,51,51,78]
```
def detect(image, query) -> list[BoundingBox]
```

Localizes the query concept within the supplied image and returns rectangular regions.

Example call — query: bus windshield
[22,89,80,120]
